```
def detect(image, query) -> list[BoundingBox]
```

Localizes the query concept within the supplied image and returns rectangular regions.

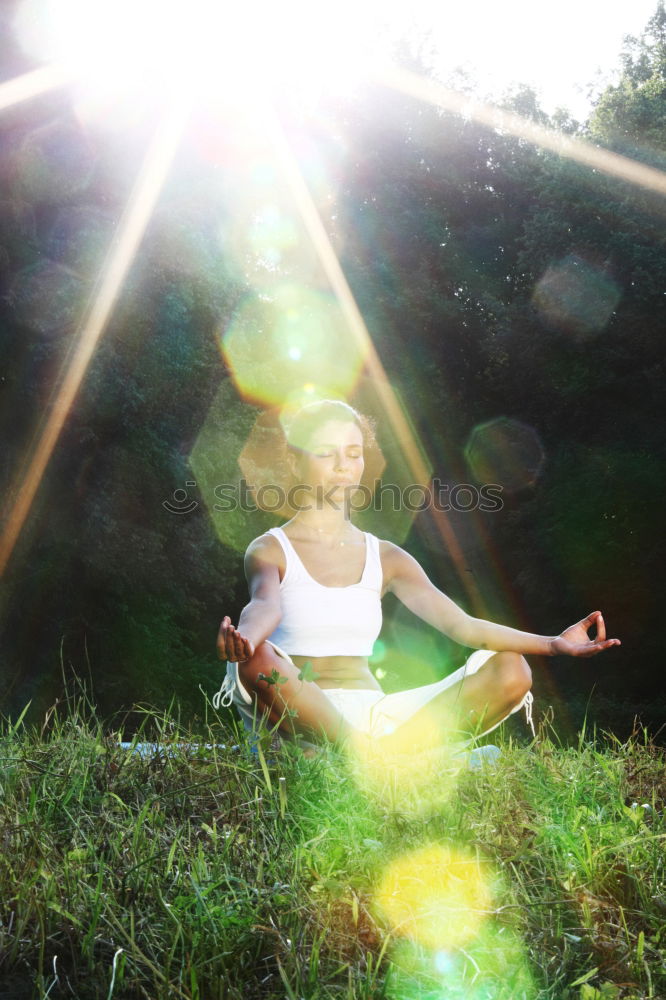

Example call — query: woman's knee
[489,651,532,706]
[237,644,301,733]
[238,642,286,699]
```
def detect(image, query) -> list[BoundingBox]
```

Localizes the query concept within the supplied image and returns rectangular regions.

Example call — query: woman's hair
[239,399,382,516]
[283,399,377,457]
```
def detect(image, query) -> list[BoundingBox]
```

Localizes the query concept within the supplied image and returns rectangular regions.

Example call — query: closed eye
[313,449,363,458]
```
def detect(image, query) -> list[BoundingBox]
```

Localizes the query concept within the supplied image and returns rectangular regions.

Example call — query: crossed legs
[236,643,533,746]
[400,651,533,741]
[237,642,352,743]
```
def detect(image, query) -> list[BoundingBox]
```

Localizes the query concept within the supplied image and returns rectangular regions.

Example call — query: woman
[214,400,620,752]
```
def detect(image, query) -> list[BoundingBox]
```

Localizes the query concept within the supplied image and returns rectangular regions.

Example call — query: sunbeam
[0,63,68,113]
[0,101,188,576]
[267,111,486,609]
[379,64,666,199]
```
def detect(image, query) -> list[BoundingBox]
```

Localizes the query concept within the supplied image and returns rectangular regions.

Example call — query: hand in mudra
[217,615,255,662]
[550,611,621,658]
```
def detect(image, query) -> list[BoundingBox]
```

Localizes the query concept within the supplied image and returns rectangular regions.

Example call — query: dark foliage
[1,7,664,736]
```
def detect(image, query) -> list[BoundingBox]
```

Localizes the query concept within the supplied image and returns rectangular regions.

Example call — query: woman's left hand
[550,611,621,657]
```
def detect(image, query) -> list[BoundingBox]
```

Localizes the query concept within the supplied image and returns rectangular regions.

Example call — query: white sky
[404,0,660,119]
[12,0,661,125]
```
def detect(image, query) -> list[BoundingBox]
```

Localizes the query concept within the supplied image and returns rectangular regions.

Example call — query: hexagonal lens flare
[533,253,621,338]
[465,417,545,495]
[220,284,367,407]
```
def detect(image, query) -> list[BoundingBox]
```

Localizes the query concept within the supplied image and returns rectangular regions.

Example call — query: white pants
[213,641,534,743]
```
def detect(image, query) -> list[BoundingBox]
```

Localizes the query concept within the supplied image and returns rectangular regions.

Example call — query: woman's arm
[382,541,620,657]
[216,538,361,747]
[217,535,283,661]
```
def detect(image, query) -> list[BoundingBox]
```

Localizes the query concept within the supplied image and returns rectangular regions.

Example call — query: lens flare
[434,949,455,974]
[10,119,96,204]
[386,921,537,999]
[46,206,115,275]
[188,380,267,555]
[226,196,328,293]
[0,64,69,114]
[343,374,434,545]
[0,105,185,576]
[236,403,387,518]
[533,254,622,338]
[9,261,84,335]
[379,64,666,200]
[13,0,389,117]
[221,284,367,407]
[463,920,537,997]
[348,701,464,817]
[237,410,291,518]
[465,417,545,495]
[375,844,492,950]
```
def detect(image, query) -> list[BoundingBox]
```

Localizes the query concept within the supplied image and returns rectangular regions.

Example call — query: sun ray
[0,63,69,113]
[267,110,485,610]
[373,62,652,727]
[379,64,666,198]
[0,100,188,577]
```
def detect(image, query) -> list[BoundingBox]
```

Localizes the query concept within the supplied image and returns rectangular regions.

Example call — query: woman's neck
[287,511,357,542]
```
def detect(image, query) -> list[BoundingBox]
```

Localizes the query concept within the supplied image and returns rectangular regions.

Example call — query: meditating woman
[214,400,620,752]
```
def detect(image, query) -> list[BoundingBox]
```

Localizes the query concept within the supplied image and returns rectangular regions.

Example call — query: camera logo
[162,481,199,514]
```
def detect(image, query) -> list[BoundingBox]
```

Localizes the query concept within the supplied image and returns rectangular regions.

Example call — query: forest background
[1,3,664,741]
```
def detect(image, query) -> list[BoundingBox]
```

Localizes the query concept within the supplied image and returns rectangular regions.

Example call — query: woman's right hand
[217,616,255,662]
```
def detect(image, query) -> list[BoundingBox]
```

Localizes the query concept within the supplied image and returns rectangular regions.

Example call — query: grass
[0,691,664,1000]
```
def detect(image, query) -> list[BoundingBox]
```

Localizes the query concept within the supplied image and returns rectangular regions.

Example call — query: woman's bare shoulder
[377,537,423,584]
[377,537,408,561]
[244,531,285,571]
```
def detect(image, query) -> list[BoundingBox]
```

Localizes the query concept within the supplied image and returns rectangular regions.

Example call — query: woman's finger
[231,631,245,661]
[236,632,251,661]
[586,638,621,656]
[217,620,230,658]
[578,611,599,633]
[217,615,231,636]
[595,612,606,642]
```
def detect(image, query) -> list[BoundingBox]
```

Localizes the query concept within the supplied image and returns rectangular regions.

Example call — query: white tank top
[266,526,383,657]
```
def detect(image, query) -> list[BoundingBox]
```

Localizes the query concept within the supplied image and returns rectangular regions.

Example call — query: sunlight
[375,844,492,950]
[378,64,666,198]
[221,284,367,407]
[0,64,69,113]
[347,701,464,818]
[265,115,485,600]
[0,103,187,576]
[13,0,393,115]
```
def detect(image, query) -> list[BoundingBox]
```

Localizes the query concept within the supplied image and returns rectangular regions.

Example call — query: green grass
[0,694,664,1000]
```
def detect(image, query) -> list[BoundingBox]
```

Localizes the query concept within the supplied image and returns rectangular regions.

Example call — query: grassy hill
[0,699,664,999]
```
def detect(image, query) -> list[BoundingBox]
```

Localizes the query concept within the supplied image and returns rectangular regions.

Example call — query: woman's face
[291,419,365,504]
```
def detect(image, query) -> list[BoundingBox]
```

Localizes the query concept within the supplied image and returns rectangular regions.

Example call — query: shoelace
[212,674,235,710]
[523,690,535,738]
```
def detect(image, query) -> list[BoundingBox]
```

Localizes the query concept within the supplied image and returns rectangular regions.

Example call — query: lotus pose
[215,400,620,752]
